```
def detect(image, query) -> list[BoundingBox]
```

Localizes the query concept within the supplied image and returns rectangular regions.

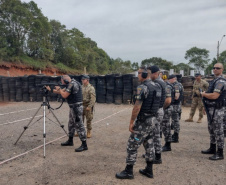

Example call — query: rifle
[199,88,215,123]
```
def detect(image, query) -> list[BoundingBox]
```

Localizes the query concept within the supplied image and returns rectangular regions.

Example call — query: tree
[141,57,173,70]
[185,47,210,71]
[173,63,193,76]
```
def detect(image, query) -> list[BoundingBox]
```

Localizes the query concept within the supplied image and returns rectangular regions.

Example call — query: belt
[68,103,83,108]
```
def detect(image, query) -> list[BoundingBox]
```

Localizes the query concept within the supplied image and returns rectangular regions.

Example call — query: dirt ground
[0,102,225,185]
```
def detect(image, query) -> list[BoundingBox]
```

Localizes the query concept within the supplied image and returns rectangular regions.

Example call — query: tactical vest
[166,82,175,105]
[173,82,183,105]
[155,79,166,108]
[67,80,83,104]
[205,77,226,104]
[139,80,162,115]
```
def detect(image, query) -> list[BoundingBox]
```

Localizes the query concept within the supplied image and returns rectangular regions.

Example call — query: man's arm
[129,99,142,133]
[163,97,171,109]
[201,92,220,100]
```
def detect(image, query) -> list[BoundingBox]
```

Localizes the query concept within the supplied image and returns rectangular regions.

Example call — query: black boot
[162,142,171,152]
[209,148,224,160]
[61,137,73,146]
[201,143,216,154]
[171,133,179,143]
[75,141,88,152]
[153,153,162,164]
[139,161,153,178]
[115,165,134,179]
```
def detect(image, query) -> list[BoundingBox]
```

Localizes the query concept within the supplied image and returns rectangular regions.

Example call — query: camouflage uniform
[126,80,158,165]
[67,79,86,141]
[82,83,96,131]
[162,83,173,142]
[189,79,209,119]
[171,82,183,134]
[205,76,226,149]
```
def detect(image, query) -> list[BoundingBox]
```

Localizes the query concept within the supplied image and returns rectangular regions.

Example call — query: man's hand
[86,107,91,111]
[129,122,134,133]
[201,91,205,97]
[45,86,51,91]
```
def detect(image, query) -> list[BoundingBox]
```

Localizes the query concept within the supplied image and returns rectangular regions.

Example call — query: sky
[22,0,226,65]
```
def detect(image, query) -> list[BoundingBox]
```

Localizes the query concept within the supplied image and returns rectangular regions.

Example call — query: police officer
[115,67,161,179]
[46,75,88,152]
[185,73,209,123]
[162,77,174,152]
[201,63,225,160]
[168,74,184,143]
[147,65,166,164]
[81,75,96,138]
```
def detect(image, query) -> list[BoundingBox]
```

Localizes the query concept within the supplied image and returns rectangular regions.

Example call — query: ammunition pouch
[69,103,82,122]
[204,100,225,109]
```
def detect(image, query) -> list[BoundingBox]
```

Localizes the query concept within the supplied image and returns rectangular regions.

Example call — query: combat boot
[87,130,91,138]
[162,142,171,152]
[75,141,88,152]
[185,116,193,122]
[153,153,162,164]
[197,118,202,123]
[171,132,179,143]
[115,165,134,179]
[61,137,73,146]
[209,148,224,160]
[139,161,153,178]
[201,143,216,154]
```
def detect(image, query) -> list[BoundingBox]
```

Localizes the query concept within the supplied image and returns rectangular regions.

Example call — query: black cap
[168,74,176,80]
[195,73,201,77]
[81,74,90,80]
[148,65,159,73]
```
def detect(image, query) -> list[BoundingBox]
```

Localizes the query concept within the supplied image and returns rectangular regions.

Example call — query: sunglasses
[213,67,222,70]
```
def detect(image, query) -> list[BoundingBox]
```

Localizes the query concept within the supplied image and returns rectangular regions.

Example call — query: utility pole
[217,35,226,62]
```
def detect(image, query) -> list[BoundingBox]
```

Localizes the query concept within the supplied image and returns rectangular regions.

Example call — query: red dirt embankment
[0,62,65,77]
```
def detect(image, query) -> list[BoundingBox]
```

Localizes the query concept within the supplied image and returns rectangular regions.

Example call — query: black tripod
[14,93,68,158]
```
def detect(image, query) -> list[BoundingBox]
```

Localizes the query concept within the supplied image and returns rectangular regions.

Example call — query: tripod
[14,94,68,158]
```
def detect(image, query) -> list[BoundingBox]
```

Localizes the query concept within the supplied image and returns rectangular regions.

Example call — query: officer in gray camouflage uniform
[116,67,161,179]
[168,75,184,143]
[162,77,174,152]
[201,63,225,160]
[147,65,166,164]
[46,75,88,152]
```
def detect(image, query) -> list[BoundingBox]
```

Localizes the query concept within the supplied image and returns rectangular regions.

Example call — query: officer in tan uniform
[185,73,209,123]
[81,75,96,138]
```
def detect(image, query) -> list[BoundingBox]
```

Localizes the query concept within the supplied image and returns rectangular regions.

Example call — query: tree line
[0,0,225,75]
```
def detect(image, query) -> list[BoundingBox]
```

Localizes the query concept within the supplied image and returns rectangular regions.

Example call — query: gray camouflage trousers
[68,105,87,141]
[126,116,156,165]
[208,107,224,149]
[154,108,164,154]
[171,104,181,133]
[162,106,173,142]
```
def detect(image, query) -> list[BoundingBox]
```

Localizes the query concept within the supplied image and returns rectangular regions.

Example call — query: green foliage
[173,63,193,76]
[141,57,173,70]
[185,47,210,71]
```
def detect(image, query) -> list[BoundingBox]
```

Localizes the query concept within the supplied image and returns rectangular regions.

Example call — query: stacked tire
[28,75,36,102]
[35,75,43,102]
[181,76,194,107]
[49,76,59,101]
[21,76,29,102]
[114,76,123,105]
[15,77,23,101]
[0,77,3,102]
[96,76,106,103]
[122,74,134,104]
[9,77,16,101]
[1,77,9,101]
[106,75,115,104]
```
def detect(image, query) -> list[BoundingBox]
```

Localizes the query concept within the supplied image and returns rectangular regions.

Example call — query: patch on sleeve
[214,82,224,93]
[174,85,179,93]
[135,87,143,100]
[165,86,171,97]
